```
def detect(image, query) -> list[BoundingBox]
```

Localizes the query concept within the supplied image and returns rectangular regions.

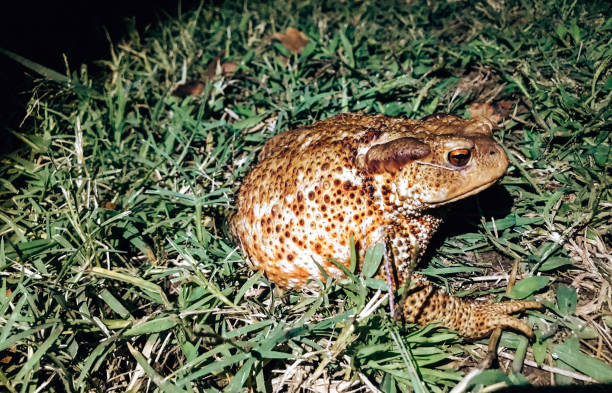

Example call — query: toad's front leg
[399,275,543,338]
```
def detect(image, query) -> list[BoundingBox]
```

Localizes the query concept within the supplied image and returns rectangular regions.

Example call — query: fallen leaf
[497,100,513,110]
[272,27,308,54]
[221,61,238,76]
[173,81,206,98]
[102,201,118,210]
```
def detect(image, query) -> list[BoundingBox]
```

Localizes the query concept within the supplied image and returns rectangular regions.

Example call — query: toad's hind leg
[400,276,543,338]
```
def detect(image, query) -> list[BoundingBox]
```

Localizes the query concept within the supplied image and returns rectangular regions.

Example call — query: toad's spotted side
[230,113,541,338]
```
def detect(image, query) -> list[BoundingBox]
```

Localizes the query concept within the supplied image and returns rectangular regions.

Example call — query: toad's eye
[448,149,471,167]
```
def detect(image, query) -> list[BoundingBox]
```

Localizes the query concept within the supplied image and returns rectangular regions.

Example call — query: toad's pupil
[448,149,470,166]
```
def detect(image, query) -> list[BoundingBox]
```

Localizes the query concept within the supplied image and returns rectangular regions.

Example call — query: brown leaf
[102,201,118,210]
[272,27,308,54]
[497,100,513,110]
[221,62,238,76]
[468,102,502,125]
[172,80,206,98]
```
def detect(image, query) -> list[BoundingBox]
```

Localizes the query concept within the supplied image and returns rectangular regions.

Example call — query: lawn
[1,0,611,392]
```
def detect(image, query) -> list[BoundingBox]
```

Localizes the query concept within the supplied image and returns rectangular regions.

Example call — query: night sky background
[0,1,201,132]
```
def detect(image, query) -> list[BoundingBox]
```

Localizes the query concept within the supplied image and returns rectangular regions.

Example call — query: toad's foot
[400,278,544,338]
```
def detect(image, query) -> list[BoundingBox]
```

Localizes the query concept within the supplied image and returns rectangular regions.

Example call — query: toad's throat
[423,178,500,207]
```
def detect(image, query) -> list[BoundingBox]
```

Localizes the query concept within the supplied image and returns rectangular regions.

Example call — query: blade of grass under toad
[90,267,170,306]
[123,316,179,336]
[128,343,188,393]
[98,289,132,319]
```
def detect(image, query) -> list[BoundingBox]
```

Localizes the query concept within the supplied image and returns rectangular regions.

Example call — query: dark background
[0,0,201,131]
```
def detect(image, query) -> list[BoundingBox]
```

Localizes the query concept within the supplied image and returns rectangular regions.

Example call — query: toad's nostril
[490,150,496,155]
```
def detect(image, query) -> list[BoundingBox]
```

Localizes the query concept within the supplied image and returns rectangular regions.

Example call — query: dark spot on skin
[288,254,294,261]
[333,179,341,187]
[308,191,315,200]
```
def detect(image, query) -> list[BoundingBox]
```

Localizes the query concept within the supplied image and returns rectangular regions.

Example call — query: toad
[230,113,541,338]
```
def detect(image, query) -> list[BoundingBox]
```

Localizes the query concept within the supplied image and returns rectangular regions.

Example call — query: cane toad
[230,113,541,338]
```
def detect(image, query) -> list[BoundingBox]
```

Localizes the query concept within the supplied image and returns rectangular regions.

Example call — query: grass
[1,0,611,391]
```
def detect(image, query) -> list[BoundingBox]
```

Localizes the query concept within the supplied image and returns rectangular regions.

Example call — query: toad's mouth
[424,178,500,208]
